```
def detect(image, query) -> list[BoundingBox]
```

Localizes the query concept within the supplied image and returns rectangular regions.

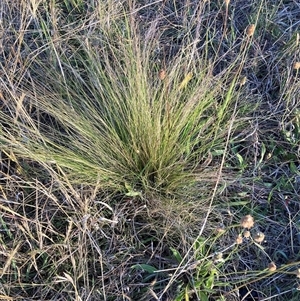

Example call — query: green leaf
[185,285,190,301]
[124,182,142,197]
[131,264,157,273]
[205,269,217,289]
[174,289,185,301]
[264,182,273,188]
[170,247,183,263]
[199,291,209,301]
[236,153,244,167]
[290,161,299,174]
[237,192,248,197]
[124,182,132,191]
[125,190,142,197]
[256,142,266,168]
[218,79,236,122]
[194,237,207,256]
[211,149,224,156]
[226,200,249,206]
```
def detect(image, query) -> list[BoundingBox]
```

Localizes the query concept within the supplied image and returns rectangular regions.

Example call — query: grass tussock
[3,7,246,197]
[0,3,247,197]
[0,0,300,300]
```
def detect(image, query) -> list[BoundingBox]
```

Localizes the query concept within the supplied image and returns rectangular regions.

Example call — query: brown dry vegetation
[0,1,300,301]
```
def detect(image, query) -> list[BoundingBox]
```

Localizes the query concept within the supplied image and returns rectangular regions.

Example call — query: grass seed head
[268,262,277,272]
[253,231,265,243]
[158,69,166,80]
[240,215,254,229]
[293,62,300,70]
[246,24,255,37]
[236,235,243,245]
[213,252,224,263]
[224,0,230,6]
[243,230,251,238]
[216,226,225,234]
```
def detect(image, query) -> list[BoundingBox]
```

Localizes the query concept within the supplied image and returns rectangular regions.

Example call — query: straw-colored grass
[0,0,299,300]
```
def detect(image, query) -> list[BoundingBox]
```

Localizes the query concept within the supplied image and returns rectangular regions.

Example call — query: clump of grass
[1,1,300,300]
[0,4,245,198]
